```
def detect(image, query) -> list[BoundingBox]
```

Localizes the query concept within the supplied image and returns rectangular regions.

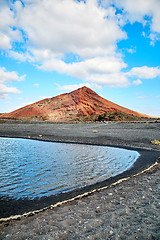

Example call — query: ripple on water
[0,137,140,199]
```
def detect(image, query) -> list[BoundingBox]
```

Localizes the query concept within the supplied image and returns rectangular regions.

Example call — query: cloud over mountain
[0,0,160,91]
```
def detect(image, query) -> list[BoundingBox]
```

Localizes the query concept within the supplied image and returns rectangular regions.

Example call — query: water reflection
[0,137,140,199]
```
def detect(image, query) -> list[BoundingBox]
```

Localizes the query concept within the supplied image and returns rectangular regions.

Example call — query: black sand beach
[0,121,160,239]
[0,121,160,150]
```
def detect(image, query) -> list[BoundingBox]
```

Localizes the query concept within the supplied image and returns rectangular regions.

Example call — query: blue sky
[0,0,160,116]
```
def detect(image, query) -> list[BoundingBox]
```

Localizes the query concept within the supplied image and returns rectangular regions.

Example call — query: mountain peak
[1,87,149,121]
[71,86,95,94]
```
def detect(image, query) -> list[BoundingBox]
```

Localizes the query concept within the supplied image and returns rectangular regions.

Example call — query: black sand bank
[0,121,160,239]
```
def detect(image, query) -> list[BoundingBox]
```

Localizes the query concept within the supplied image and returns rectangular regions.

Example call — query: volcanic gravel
[0,121,160,239]
[0,162,160,240]
[0,121,160,150]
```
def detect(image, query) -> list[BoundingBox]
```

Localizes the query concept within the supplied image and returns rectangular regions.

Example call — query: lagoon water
[0,137,140,200]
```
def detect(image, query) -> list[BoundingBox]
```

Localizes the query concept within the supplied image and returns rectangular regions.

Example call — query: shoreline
[0,160,159,223]
[0,121,160,239]
[0,141,159,219]
[0,156,160,239]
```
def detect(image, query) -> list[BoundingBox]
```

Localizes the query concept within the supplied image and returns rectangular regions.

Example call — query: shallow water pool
[0,137,140,199]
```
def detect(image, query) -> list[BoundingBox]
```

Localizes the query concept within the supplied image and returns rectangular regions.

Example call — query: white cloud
[127,66,160,79]
[41,55,127,79]
[56,83,102,92]
[100,0,113,8]
[17,0,125,58]
[114,0,160,40]
[132,79,142,86]
[0,0,22,50]
[0,66,25,98]
[126,47,136,54]
[1,0,160,89]
[4,0,128,87]
[0,32,11,50]
[8,51,31,62]
[86,72,130,87]
[40,55,129,87]
[0,84,20,100]
[0,93,8,99]
[0,67,26,83]
[149,32,160,46]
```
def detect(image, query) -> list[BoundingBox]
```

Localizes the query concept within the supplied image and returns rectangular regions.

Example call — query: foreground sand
[0,121,160,239]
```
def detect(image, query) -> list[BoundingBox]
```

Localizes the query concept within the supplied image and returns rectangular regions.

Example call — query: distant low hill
[0,86,152,122]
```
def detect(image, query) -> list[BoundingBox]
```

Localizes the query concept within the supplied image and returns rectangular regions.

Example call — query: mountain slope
[1,86,149,121]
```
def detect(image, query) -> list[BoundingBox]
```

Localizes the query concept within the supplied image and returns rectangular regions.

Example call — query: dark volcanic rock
[77,111,154,122]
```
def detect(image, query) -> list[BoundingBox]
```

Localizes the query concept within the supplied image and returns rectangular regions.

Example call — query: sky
[0,0,160,117]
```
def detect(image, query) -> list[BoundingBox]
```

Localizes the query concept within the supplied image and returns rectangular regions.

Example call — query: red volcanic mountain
[1,86,149,121]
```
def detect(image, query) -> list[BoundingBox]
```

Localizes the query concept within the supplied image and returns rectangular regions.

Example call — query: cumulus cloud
[2,0,129,87]
[40,55,127,83]
[0,67,26,83]
[86,72,130,87]
[56,82,102,92]
[16,0,125,58]
[0,0,160,88]
[0,0,22,50]
[114,0,160,40]
[132,79,142,86]
[0,84,20,94]
[0,67,25,98]
[127,66,160,79]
